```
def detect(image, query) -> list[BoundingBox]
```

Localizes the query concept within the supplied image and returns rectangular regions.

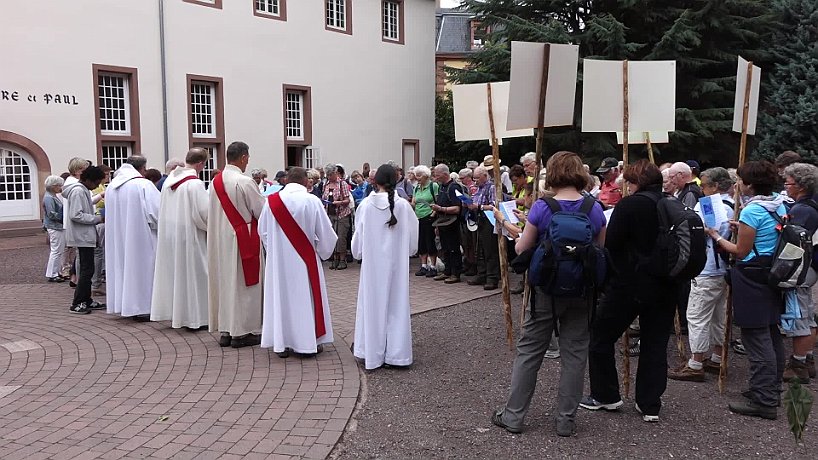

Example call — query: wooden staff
[620,60,631,399]
[645,132,655,164]
[719,60,754,393]
[486,82,515,348]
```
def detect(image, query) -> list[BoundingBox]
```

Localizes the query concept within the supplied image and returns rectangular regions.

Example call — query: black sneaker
[69,303,91,314]
[87,301,106,310]
[731,339,747,355]
[47,277,65,283]
[425,268,438,278]
[579,395,623,411]
[415,267,428,276]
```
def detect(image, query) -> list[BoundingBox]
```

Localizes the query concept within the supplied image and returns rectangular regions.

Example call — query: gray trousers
[741,324,785,407]
[499,288,590,429]
[91,223,105,290]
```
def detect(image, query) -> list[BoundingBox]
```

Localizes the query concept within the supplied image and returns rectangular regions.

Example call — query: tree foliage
[444,0,779,167]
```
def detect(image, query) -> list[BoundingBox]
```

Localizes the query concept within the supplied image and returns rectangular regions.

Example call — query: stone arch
[0,130,52,219]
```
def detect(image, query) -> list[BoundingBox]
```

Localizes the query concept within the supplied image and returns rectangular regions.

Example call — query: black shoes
[132,315,150,322]
[491,410,522,434]
[69,302,91,314]
[219,334,232,347]
[231,334,261,348]
[87,301,106,310]
[728,400,777,420]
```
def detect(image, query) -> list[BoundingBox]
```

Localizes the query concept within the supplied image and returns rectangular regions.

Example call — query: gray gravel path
[333,295,816,459]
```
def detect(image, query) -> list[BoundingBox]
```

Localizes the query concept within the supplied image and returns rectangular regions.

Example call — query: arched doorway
[0,144,40,222]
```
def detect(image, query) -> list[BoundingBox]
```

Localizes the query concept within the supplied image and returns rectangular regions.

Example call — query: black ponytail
[375,164,399,228]
[386,184,398,227]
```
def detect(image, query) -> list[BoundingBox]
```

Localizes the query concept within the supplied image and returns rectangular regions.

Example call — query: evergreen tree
[450,0,777,166]
[755,0,818,163]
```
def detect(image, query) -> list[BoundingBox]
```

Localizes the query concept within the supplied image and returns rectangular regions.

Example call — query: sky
[440,0,461,7]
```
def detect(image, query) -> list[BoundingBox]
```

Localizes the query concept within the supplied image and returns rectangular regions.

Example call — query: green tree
[755,0,818,163]
[452,0,777,167]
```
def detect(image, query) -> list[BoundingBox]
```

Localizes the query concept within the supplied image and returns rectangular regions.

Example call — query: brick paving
[0,239,500,458]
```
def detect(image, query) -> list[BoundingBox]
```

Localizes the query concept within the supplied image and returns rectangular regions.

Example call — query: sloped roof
[436,9,476,55]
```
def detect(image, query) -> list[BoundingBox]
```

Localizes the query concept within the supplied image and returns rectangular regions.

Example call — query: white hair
[458,168,473,178]
[165,158,185,174]
[250,168,264,178]
[413,165,431,179]
[450,172,459,182]
[474,165,488,177]
[434,163,450,175]
[520,152,536,164]
[669,161,692,177]
[44,175,64,191]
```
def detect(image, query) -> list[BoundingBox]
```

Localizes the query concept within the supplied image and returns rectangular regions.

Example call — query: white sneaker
[634,403,659,422]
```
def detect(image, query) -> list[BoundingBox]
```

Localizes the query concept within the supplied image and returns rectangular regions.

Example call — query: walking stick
[620,60,632,399]
[719,60,753,393]
[674,309,687,365]
[486,82,514,349]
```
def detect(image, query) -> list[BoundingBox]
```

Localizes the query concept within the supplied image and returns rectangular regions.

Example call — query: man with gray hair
[105,155,161,321]
[520,152,540,178]
[156,158,185,191]
[669,167,734,382]
[466,165,500,290]
[430,163,463,283]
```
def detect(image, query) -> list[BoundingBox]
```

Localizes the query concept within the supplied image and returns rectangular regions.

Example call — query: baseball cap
[274,170,286,179]
[596,157,619,173]
[685,160,700,170]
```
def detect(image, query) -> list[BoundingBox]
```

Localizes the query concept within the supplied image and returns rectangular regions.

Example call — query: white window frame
[285,92,305,142]
[326,0,347,30]
[383,1,400,41]
[302,146,320,169]
[100,143,132,172]
[191,81,216,139]
[197,146,218,186]
[255,0,280,16]
[98,72,131,136]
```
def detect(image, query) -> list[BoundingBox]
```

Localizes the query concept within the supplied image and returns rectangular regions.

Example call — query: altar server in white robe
[105,156,161,320]
[208,141,265,348]
[150,147,210,328]
[259,167,337,357]
[352,164,419,369]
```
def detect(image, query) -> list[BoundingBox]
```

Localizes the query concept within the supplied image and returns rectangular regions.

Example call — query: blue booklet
[455,189,473,205]
[262,185,283,196]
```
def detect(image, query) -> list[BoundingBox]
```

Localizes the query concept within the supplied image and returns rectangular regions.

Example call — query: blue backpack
[529,196,608,298]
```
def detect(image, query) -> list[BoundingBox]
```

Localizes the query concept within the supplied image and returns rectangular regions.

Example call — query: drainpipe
[159,0,170,163]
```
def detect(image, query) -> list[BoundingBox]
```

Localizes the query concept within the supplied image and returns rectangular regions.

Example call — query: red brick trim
[381,0,405,45]
[0,130,52,218]
[92,64,141,164]
[282,85,313,166]
[325,0,353,35]
[186,74,226,169]
[253,0,287,21]
[183,0,223,9]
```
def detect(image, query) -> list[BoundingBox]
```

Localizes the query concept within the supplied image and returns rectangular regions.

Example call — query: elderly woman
[780,162,818,382]
[410,165,439,277]
[492,151,606,437]
[306,168,321,198]
[322,164,353,270]
[43,175,67,283]
[706,161,787,419]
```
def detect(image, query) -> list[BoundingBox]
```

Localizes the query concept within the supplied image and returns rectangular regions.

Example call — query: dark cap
[275,170,286,179]
[596,157,619,173]
[685,160,700,170]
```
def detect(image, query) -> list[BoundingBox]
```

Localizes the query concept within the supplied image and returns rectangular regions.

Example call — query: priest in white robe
[150,148,210,329]
[105,156,161,320]
[207,141,265,348]
[351,164,419,369]
[259,167,337,357]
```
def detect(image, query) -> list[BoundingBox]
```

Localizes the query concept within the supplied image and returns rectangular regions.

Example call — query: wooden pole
[719,60,754,393]
[620,60,631,399]
[486,82,515,348]
[645,132,655,164]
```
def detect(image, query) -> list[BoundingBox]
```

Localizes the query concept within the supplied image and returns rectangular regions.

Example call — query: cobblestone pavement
[0,237,503,459]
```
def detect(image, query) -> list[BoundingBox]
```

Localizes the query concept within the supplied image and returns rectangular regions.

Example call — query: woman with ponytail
[351,164,419,369]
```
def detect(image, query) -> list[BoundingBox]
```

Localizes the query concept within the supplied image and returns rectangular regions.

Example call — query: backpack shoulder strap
[766,208,785,225]
[542,197,562,214]
[801,198,818,215]
[579,195,596,215]
[636,190,662,204]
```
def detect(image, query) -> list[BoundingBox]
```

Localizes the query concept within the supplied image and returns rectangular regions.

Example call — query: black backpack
[758,209,812,288]
[638,191,707,280]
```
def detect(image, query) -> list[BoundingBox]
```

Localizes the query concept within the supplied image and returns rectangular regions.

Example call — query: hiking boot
[668,364,705,382]
[783,356,810,384]
[444,275,461,284]
[728,400,777,420]
[425,268,438,278]
[467,277,486,286]
[703,358,722,374]
[69,302,91,315]
[415,267,428,276]
[579,395,623,411]
[807,355,816,378]
[555,418,575,437]
[490,409,522,434]
[509,281,524,295]
[433,272,449,281]
[635,403,659,422]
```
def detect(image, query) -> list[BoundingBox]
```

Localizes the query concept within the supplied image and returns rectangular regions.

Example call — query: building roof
[435,8,477,55]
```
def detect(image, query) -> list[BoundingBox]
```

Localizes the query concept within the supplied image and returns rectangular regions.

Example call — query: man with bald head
[151,148,211,329]
[668,162,702,209]
[105,155,161,321]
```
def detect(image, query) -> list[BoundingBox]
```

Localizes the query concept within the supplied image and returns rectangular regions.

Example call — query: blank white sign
[732,56,761,135]
[452,82,532,142]
[615,131,670,144]
[506,42,579,130]
[582,59,677,134]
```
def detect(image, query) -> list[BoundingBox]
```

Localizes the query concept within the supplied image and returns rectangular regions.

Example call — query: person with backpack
[582,160,694,422]
[779,162,818,383]
[491,151,606,437]
[430,164,463,284]
[669,167,735,382]
[706,161,787,419]
[410,165,439,278]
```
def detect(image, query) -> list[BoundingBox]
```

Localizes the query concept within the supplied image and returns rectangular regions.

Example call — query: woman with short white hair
[410,165,438,277]
[43,175,67,282]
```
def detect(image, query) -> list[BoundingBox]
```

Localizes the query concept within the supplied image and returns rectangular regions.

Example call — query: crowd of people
[42,144,817,436]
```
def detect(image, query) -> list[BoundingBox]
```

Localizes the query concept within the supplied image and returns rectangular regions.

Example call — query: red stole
[212,173,260,286]
[170,175,198,191]
[268,192,327,338]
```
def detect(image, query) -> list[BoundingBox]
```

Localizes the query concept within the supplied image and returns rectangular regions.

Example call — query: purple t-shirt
[527,198,606,242]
